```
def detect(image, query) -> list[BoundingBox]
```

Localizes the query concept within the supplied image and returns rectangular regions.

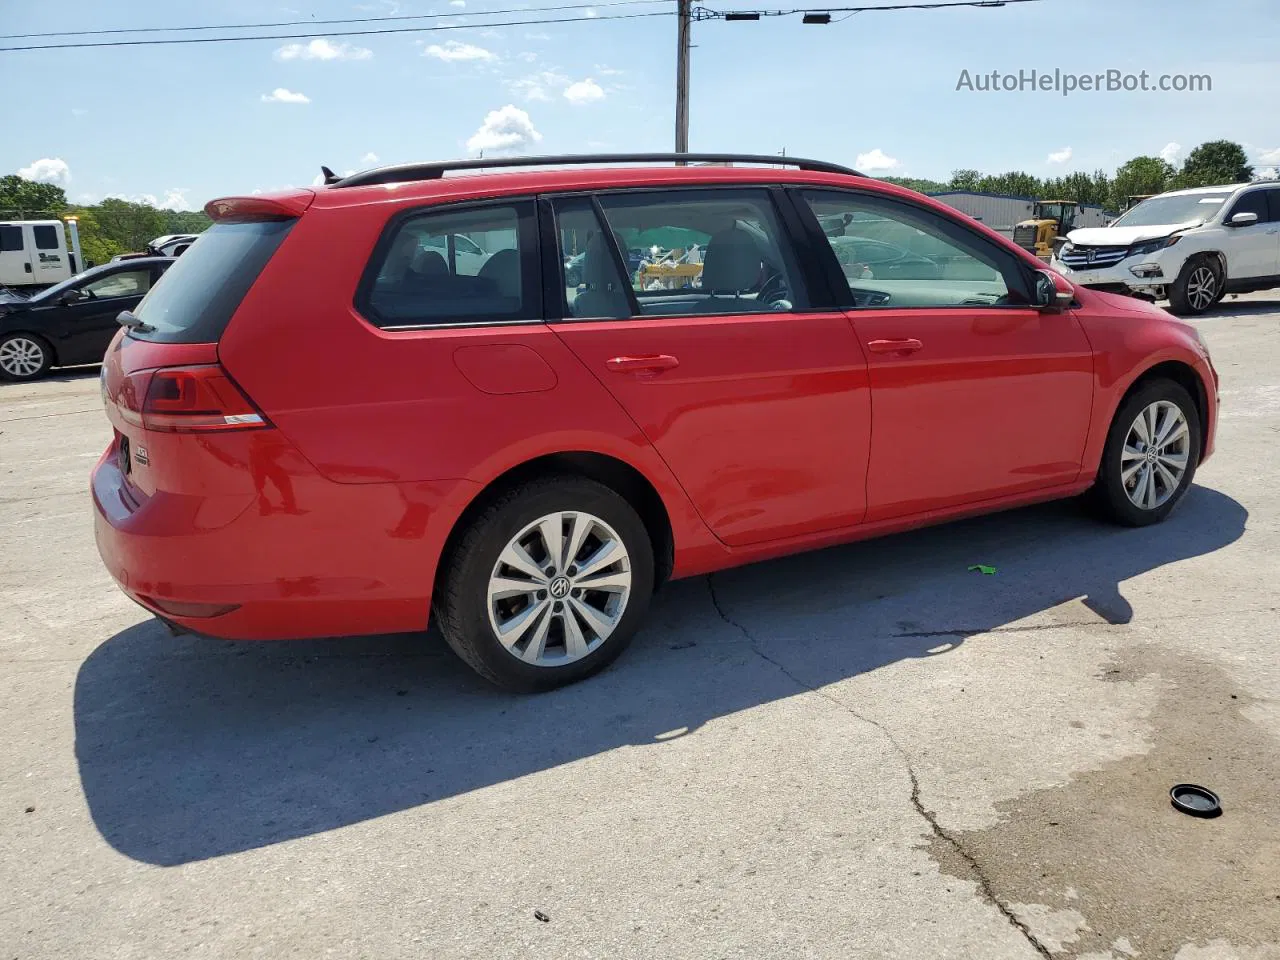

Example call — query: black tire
[1091,378,1201,526]
[1167,255,1222,316]
[0,333,53,382]
[435,475,655,692]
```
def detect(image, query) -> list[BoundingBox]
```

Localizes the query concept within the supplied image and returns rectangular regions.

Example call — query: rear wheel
[1092,379,1200,526]
[435,475,654,692]
[0,333,52,382]
[1167,255,1222,316]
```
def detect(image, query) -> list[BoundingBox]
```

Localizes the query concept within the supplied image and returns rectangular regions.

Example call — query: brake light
[118,365,270,433]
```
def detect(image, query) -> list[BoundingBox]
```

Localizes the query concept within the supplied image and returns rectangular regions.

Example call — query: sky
[3,0,1278,211]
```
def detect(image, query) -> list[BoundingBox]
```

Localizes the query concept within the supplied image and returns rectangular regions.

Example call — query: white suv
[1052,181,1280,315]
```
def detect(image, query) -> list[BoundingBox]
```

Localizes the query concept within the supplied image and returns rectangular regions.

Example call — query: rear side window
[0,225,22,252]
[33,225,60,250]
[359,201,539,329]
[132,220,293,343]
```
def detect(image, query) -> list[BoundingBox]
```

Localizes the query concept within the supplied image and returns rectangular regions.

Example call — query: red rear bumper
[92,441,476,640]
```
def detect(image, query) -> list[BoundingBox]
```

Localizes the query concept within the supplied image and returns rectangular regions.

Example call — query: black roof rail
[331,153,863,188]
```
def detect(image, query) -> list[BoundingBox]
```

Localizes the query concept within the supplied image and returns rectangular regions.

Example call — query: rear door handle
[606,354,680,374]
[866,338,923,355]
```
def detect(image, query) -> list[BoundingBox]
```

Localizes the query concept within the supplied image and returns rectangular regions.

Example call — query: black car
[0,258,173,382]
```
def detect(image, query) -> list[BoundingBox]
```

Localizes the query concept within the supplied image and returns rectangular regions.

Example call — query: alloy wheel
[0,337,46,378]
[1186,266,1217,312]
[486,510,632,667]
[1122,400,1190,510]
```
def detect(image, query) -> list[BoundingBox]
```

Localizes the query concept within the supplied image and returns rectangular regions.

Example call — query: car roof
[305,164,900,213]
[1157,184,1248,198]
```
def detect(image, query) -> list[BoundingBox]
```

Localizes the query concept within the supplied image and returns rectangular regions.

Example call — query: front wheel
[1167,256,1221,316]
[435,476,655,692]
[1092,379,1200,526]
[0,333,52,382]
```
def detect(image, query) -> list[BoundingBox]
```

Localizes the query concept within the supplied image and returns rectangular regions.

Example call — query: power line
[0,0,665,41]
[701,0,1042,19]
[0,11,672,52]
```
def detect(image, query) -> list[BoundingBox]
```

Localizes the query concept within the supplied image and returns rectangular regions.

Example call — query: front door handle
[606,354,680,374]
[866,338,923,355]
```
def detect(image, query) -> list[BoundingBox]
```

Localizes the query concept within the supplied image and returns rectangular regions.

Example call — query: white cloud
[161,188,193,210]
[1258,166,1279,181]
[361,151,379,164]
[18,157,71,185]
[1047,146,1072,164]
[466,104,542,154]
[584,7,597,16]
[509,69,569,101]
[1255,146,1280,165]
[261,87,311,103]
[1159,141,1182,164]
[424,40,497,62]
[563,78,605,105]
[312,174,327,186]
[855,148,899,173]
[71,107,88,117]
[275,38,372,61]
[450,0,466,6]
[525,31,551,40]
[594,64,624,76]
[518,51,537,62]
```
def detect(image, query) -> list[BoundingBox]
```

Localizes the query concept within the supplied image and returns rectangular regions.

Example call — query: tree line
[0,176,211,266]
[882,140,1261,213]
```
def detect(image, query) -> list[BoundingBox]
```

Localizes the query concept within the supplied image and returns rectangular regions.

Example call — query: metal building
[927,191,1110,237]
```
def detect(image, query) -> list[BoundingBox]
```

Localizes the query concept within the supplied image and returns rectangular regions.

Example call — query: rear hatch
[100,196,306,501]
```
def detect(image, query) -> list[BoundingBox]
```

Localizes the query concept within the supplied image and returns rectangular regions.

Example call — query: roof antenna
[320,165,341,185]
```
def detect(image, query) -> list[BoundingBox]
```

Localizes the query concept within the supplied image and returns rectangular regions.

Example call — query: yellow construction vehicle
[1012,200,1081,260]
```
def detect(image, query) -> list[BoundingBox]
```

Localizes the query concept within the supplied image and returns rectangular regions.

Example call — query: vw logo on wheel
[549,577,571,599]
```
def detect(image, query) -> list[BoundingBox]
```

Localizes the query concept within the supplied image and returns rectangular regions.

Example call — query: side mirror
[59,289,84,305]
[1033,269,1074,311]
[1228,211,1259,227]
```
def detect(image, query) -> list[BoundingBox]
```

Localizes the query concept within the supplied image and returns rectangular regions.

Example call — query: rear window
[131,220,293,343]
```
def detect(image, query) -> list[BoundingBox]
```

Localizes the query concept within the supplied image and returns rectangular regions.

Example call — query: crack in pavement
[705,574,1056,960]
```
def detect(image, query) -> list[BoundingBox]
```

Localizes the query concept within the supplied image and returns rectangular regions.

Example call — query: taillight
[118,365,269,433]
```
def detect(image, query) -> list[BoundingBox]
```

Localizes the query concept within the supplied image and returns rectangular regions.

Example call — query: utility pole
[675,0,691,154]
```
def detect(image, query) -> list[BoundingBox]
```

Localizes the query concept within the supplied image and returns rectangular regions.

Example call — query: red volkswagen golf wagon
[93,153,1218,690]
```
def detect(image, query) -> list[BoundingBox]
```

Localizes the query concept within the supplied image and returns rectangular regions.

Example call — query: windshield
[132,220,293,343]
[1113,192,1233,227]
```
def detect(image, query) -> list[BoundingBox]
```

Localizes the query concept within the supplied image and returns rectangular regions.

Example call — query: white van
[0,221,75,287]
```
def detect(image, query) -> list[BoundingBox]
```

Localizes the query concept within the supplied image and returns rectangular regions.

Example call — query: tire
[1092,378,1201,526]
[435,475,655,692]
[0,333,53,382]
[1167,255,1222,316]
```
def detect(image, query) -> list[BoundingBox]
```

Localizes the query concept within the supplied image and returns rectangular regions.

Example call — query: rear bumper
[92,445,477,640]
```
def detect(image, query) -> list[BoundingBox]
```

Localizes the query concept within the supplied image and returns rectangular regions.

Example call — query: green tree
[64,207,125,266]
[881,176,950,194]
[0,175,68,218]
[977,171,1043,198]
[91,198,168,253]
[1175,140,1253,188]
[1110,156,1175,209]
[949,169,981,191]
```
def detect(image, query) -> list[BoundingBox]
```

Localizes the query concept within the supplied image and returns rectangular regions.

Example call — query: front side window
[1227,190,1270,224]
[363,203,535,328]
[83,269,152,299]
[803,190,1026,309]
[33,225,60,250]
[593,189,806,316]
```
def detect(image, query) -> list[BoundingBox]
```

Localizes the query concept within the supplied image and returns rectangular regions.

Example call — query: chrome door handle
[606,354,680,374]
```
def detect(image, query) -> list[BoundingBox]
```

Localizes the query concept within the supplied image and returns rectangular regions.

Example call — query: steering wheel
[756,270,789,307]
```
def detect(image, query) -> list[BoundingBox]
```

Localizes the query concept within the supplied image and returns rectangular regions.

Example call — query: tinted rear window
[131,220,293,343]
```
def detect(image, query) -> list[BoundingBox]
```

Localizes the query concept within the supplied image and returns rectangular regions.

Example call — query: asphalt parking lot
[3,296,1279,960]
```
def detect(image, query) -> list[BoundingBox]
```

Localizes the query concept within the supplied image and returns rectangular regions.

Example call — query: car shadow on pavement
[74,485,1247,866]
[1207,297,1280,319]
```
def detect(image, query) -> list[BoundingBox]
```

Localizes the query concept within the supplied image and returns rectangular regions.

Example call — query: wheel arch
[433,450,677,604]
